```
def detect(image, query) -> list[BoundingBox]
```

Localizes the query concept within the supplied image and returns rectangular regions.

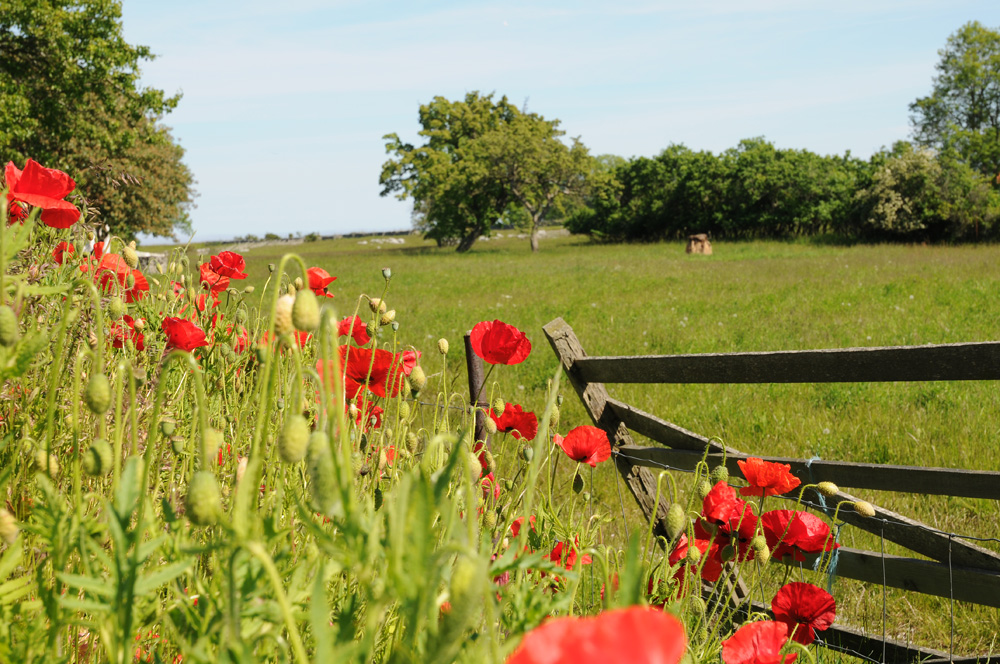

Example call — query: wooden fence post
[464,332,490,448]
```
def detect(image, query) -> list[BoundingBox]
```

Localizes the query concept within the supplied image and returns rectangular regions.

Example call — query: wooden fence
[543,317,1000,664]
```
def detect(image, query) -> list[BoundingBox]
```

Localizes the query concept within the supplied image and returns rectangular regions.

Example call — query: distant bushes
[567,138,1000,243]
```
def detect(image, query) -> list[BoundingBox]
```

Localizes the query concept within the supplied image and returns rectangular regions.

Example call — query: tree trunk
[530,227,540,252]
[456,229,482,253]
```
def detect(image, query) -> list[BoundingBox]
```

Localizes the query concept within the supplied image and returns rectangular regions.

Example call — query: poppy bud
[244,285,255,294]
[256,344,269,363]
[391,321,399,332]
[203,428,223,464]
[521,445,533,462]
[292,290,320,332]
[697,479,712,499]
[491,398,504,417]
[687,596,707,621]
[373,486,384,511]
[0,509,17,545]
[366,321,377,340]
[369,298,387,314]
[294,277,304,291]
[720,544,736,562]
[84,374,112,415]
[278,414,310,463]
[754,543,771,565]
[816,481,839,497]
[0,306,18,347]
[380,309,396,326]
[853,500,876,518]
[572,468,585,494]
[666,503,686,539]
[133,318,146,332]
[687,545,702,564]
[398,401,411,420]
[484,417,497,435]
[33,448,60,478]
[107,296,125,320]
[448,555,483,623]
[406,432,419,453]
[186,471,222,526]
[549,405,560,429]
[483,509,497,531]
[466,452,483,483]
[268,263,275,273]
[123,244,139,269]
[307,431,337,514]
[409,365,427,393]
[438,338,449,355]
[483,450,496,475]
[503,478,514,491]
[382,267,392,280]
[275,294,295,337]
[710,465,729,485]
[83,438,114,476]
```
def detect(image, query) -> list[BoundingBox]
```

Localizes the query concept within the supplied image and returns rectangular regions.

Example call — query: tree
[0,0,194,239]
[477,112,590,251]
[910,21,1000,180]
[380,92,590,252]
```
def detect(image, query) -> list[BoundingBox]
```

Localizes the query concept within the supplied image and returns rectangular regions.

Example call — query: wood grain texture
[574,341,1000,384]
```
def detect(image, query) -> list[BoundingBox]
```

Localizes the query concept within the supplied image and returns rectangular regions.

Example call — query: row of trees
[1,0,194,240]
[566,139,1000,242]
[388,21,1000,249]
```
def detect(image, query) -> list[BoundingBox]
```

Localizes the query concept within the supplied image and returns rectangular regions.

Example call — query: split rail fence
[543,317,1000,664]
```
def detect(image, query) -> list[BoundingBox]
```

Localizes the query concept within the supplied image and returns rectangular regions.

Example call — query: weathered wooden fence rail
[543,316,1000,664]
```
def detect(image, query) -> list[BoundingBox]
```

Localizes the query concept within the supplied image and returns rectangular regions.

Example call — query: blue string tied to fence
[805,456,843,592]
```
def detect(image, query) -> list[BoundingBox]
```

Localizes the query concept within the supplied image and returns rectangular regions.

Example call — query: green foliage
[0,0,194,239]
[910,21,1000,179]
[380,92,590,252]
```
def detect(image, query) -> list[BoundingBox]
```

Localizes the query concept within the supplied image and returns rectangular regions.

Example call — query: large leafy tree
[0,0,194,240]
[910,21,1000,180]
[380,92,590,252]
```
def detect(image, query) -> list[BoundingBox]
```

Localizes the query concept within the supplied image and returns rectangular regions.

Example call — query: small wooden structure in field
[686,233,712,255]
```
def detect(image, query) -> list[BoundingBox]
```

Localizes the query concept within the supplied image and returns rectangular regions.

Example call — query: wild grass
[150,231,1000,654]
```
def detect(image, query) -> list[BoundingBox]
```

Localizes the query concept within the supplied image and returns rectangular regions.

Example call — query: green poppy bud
[572,468,584,494]
[186,471,222,526]
[83,438,114,476]
[666,503,686,539]
[710,465,729,485]
[292,289,320,331]
[84,374,112,415]
[0,306,18,347]
[107,296,125,320]
[0,509,18,545]
[817,481,839,497]
[437,338,449,355]
[277,414,310,463]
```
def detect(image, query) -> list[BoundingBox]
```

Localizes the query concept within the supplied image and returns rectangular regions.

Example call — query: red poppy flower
[481,472,500,502]
[180,292,220,320]
[337,315,371,346]
[199,262,229,295]
[209,251,247,279]
[260,329,311,349]
[399,349,421,376]
[771,582,836,645]
[722,621,797,664]
[226,324,250,353]
[307,267,336,298]
[52,241,75,265]
[93,253,131,293]
[124,269,149,303]
[510,515,537,538]
[507,606,687,664]
[702,481,747,525]
[4,159,81,228]
[760,510,838,562]
[7,200,28,225]
[352,394,384,430]
[161,317,208,352]
[336,346,406,399]
[738,457,802,497]
[670,532,723,584]
[554,425,611,467]
[489,403,538,440]
[110,315,145,351]
[470,319,531,365]
[548,537,592,571]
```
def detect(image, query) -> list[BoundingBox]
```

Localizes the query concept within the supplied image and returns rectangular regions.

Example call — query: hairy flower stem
[246,541,309,664]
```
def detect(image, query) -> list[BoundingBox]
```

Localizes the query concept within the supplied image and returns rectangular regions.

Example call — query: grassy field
[147,231,1000,654]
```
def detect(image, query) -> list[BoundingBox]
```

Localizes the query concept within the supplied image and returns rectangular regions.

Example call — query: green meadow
[155,231,1000,653]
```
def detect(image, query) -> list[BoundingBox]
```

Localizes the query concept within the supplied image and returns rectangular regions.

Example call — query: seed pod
[369,298,387,315]
[307,432,337,514]
[0,306,19,347]
[816,481,839,497]
[666,503,686,539]
[710,465,729,485]
[122,244,139,269]
[853,500,876,518]
[720,544,736,563]
[572,468,585,494]
[381,267,392,280]
[277,414,310,463]
[84,374,112,415]
[186,471,222,526]
[0,509,18,545]
[437,338,449,355]
[409,365,427,392]
[83,438,114,476]
[521,445,534,462]
[292,289,320,331]
[107,296,125,320]
[391,321,399,332]
[275,294,295,337]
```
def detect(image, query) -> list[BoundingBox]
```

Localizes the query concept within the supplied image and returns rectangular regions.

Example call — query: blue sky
[120,1,1000,242]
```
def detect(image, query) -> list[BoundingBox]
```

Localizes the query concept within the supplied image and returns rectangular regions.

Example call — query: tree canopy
[910,21,1000,180]
[380,92,590,252]
[0,0,194,240]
